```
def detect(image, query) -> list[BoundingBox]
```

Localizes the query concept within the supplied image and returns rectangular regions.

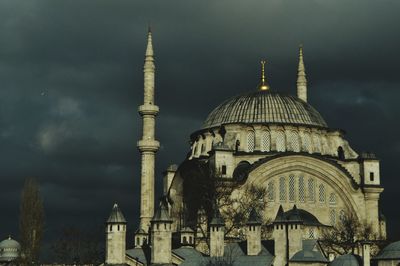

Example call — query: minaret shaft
[297,45,308,102]
[137,30,159,232]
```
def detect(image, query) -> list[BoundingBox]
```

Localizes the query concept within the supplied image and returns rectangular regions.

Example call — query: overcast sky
[0,0,399,254]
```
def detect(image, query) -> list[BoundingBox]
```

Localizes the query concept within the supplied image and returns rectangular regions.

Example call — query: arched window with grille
[319,184,325,203]
[267,181,275,201]
[247,131,255,152]
[261,131,271,152]
[298,176,305,202]
[289,175,295,202]
[276,131,286,152]
[303,132,312,153]
[309,228,315,239]
[330,209,336,225]
[279,176,286,202]
[308,178,315,202]
[339,210,346,222]
[329,193,336,205]
[289,131,300,152]
[313,135,321,153]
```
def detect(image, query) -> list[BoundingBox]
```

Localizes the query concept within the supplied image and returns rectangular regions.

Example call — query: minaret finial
[259,60,270,91]
[297,44,307,102]
[145,27,154,57]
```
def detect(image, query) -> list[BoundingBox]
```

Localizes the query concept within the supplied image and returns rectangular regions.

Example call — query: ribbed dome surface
[203,91,327,129]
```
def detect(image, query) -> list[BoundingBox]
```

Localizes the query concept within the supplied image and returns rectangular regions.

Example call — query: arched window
[201,143,205,154]
[319,184,325,203]
[289,131,300,152]
[189,236,193,244]
[313,135,321,153]
[279,176,286,202]
[261,131,271,152]
[339,210,346,222]
[309,228,315,239]
[193,142,198,156]
[298,176,305,202]
[247,131,255,152]
[308,178,315,202]
[289,175,295,202]
[330,209,336,225]
[303,132,312,153]
[267,181,275,201]
[338,146,345,160]
[183,236,187,244]
[276,131,286,152]
[329,193,336,205]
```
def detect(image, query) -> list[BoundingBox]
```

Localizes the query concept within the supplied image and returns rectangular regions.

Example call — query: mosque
[101,31,400,266]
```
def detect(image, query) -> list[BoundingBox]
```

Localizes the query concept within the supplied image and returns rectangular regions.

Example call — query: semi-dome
[329,254,362,266]
[203,90,327,129]
[374,241,400,260]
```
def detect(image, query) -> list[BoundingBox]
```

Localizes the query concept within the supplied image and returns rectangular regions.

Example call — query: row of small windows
[267,176,337,205]
[245,130,327,154]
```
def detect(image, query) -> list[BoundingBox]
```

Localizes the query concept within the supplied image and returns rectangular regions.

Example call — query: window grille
[261,131,271,152]
[279,176,286,202]
[289,175,295,202]
[319,184,325,203]
[309,228,315,239]
[308,178,315,202]
[339,210,346,222]
[289,131,300,152]
[314,135,321,153]
[276,131,286,152]
[303,133,312,152]
[298,176,305,202]
[267,182,275,201]
[247,131,255,152]
[330,209,336,225]
[329,193,336,205]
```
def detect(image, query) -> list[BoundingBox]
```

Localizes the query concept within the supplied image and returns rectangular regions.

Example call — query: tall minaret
[297,45,308,102]
[137,29,160,232]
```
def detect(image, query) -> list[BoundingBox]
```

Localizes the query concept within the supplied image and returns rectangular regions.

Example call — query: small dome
[374,241,400,260]
[0,236,20,262]
[203,90,327,129]
[0,236,20,250]
[329,254,362,266]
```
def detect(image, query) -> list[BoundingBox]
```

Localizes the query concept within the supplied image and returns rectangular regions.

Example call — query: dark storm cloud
[0,0,400,257]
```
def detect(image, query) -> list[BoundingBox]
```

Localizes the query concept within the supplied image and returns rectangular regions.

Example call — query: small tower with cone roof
[246,208,262,255]
[297,45,308,102]
[209,206,225,257]
[105,203,127,265]
[150,199,173,264]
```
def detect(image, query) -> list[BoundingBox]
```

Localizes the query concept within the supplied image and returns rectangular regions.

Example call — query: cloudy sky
[1,0,399,254]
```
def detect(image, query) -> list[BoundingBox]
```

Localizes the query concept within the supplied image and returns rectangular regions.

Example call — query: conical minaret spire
[297,45,308,102]
[137,28,160,233]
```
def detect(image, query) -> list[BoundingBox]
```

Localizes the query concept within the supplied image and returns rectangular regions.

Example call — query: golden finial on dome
[259,60,270,91]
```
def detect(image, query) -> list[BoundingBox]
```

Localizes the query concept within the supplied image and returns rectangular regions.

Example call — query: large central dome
[203,90,327,129]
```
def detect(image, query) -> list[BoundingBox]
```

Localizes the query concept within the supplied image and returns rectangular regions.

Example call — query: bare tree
[320,212,378,255]
[19,177,45,265]
[179,158,271,253]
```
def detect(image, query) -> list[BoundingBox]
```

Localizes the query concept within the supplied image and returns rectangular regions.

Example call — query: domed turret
[0,236,20,262]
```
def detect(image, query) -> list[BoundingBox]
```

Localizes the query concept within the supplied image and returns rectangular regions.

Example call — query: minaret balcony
[139,104,159,116]
[137,139,160,152]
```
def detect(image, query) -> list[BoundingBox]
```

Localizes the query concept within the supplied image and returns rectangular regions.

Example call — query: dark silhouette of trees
[320,212,377,255]
[51,225,104,265]
[19,177,45,265]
